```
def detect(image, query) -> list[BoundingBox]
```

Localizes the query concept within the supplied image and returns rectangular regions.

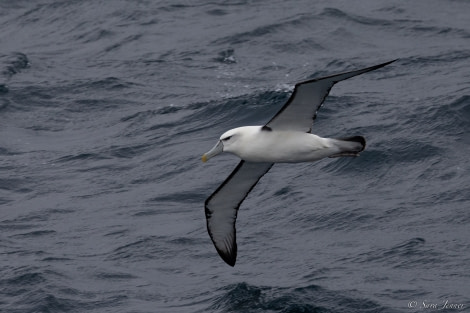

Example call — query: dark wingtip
[217,248,237,267]
[385,59,398,65]
[226,258,236,267]
[362,59,397,73]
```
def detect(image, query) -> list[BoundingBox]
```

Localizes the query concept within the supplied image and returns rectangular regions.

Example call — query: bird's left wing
[205,160,273,266]
[266,60,396,132]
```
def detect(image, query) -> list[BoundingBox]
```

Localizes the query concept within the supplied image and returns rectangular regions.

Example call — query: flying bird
[202,60,396,266]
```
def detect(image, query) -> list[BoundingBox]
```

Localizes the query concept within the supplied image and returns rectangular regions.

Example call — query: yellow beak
[201,140,223,162]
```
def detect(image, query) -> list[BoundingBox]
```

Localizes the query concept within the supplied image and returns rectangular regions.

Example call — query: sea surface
[1,1,469,312]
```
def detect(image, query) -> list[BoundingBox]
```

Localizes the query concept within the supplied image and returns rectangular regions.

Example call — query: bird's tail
[328,136,366,158]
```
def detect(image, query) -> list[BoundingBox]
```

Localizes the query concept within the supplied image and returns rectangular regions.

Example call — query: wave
[204,282,397,313]
[0,52,30,93]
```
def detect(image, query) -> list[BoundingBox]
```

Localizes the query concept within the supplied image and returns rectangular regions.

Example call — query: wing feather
[266,60,396,132]
[205,161,273,266]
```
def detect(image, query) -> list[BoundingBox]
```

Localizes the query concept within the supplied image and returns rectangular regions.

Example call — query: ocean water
[1,0,469,312]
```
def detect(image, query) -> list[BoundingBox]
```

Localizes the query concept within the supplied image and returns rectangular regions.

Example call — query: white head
[201,126,261,162]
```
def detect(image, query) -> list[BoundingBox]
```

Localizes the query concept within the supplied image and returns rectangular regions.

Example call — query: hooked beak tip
[202,140,223,163]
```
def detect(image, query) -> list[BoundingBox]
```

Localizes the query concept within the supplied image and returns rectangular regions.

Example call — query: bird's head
[202,127,258,162]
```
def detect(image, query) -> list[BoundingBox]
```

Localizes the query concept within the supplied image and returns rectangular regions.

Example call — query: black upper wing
[205,161,273,266]
[265,60,396,132]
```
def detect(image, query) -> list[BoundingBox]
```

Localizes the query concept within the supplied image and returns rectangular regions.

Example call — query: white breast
[234,128,336,163]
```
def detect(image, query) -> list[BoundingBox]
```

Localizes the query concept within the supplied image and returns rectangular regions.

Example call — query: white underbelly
[239,131,338,163]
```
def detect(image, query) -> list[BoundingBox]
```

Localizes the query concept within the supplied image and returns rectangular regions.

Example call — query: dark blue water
[1,1,469,312]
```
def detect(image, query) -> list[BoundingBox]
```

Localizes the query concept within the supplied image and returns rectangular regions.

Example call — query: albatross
[202,60,396,266]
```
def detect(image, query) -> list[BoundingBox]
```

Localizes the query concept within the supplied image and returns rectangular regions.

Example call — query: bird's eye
[222,136,232,142]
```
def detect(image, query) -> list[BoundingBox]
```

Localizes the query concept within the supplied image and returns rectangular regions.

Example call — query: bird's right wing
[266,60,396,132]
[205,160,273,266]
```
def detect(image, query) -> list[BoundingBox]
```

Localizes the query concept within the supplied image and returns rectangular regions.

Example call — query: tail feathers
[329,136,366,158]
